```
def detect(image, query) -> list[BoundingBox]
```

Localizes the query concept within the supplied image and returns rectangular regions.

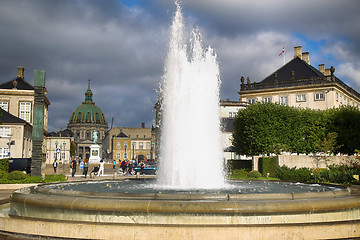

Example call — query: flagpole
[283,47,286,65]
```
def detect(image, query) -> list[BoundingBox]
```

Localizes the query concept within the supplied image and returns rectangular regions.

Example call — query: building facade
[46,129,72,164]
[0,67,50,160]
[67,81,108,160]
[103,124,155,162]
[238,46,360,110]
[220,99,248,160]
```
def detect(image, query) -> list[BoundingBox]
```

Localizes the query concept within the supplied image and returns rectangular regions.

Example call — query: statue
[93,130,98,144]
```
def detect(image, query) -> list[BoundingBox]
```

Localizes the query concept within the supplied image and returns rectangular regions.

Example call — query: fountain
[1,2,360,240]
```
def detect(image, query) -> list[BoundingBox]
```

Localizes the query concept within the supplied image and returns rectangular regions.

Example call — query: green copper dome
[69,81,107,125]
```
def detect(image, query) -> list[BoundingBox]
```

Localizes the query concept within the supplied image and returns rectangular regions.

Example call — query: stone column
[31,70,46,176]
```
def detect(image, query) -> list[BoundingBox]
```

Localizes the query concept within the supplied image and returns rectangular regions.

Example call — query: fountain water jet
[157,2,224,189]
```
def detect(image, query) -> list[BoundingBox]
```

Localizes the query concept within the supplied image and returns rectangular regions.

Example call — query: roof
[47,128,73,137]
[261,57,324,83]
[116,131,128,138]
[68,83,107,126]
[0,77,34,90]
[0,108,29,125]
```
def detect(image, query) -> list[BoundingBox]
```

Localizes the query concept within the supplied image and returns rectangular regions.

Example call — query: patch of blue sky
[120,0,140,7]
[293,33,340,66]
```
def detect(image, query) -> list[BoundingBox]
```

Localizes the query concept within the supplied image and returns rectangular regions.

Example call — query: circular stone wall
[2,179,360,239]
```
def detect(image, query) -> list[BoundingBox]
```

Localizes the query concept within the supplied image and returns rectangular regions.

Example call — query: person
[98,159,104,176]
[128,160,133,175]
[113,159,116,169]
[83,159,89,178]
[71,157,77,177]
[53,159,58,173]
[120,160,126,175]
[140,161,145,175]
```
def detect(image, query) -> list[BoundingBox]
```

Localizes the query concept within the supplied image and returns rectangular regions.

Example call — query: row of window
[0,147,9,159]
[0,127,11,137]
[115,152,151,160]
[0,101,31,122]
[248,93,325,105]
[115,142,151,150]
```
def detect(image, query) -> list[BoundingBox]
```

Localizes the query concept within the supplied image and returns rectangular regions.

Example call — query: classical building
[46,129,72,164]
[220,99,248,160]
[0,67,50,160]
[103,124,156,162]
[0,109,32,159]
[238,46,360,110]
[67,81,108,160]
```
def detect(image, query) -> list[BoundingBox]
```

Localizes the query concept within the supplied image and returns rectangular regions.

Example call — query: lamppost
[55,140,58,161]
[124,143,127,160]
[132,142,135,161]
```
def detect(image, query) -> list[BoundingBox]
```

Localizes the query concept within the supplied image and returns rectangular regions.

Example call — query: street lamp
[132,142,135,160]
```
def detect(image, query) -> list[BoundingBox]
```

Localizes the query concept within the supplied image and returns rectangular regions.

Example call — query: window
[315,93,325,101]
[0,127,11,137]
[248,98,255,104]
[0,147,9,159]
[116,142,120,149]
[61,152,65,159]
[54,153,57,159]
[20,102,31,122]
[0,101,8,111]
[146,153,150,160]
[263,97,271,103]
[280,96,288,105]
[86,131,90,139]
[296,94,306,102]
[139,142,143,149]
[336,93,339,101]
[146,142,151,149]
[116,153,121,159]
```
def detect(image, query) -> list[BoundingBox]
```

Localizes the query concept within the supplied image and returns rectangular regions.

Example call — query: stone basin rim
[27,179,351,201]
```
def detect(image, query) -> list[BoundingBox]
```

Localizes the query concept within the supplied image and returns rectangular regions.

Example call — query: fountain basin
[2,179,360,239]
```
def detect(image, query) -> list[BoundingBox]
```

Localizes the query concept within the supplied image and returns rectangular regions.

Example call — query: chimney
[294,46,302,59]
[302,52,310,64]
[318,64,325,75]
[324,68,331,76]
[141,122,145,128]
[17,66,24,78]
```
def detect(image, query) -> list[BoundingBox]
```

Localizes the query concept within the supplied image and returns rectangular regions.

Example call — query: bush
[247,170,262,178]
[231,169,249,179]
[7,171,28,180]
[258,157,277,177]
[227,160,252,172]
[0,159,9,172]
[44,174,67,182]
[0,170,8,179]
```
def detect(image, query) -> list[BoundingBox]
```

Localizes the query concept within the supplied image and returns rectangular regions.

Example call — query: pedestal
[89,144,101,164]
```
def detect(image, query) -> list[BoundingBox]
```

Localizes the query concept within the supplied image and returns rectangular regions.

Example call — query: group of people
[69,157,105,178]
[56,158,145,178]
[118,159,145,176]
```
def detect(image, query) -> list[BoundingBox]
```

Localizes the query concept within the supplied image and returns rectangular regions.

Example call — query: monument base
[89,144,101,164]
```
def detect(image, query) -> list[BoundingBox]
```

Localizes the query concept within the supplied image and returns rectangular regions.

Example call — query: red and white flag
[279,47,285,56]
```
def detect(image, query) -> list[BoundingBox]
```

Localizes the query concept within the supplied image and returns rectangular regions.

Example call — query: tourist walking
[71,157,77,177]
[83,159,89,178]
[128,160,134,175]
[113,159,116,169]
[53,159,58,173]
[140,161,145,175]
[98,159,105,176]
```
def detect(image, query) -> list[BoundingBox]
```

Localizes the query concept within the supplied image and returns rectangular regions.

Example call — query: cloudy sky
[1,0,359,132]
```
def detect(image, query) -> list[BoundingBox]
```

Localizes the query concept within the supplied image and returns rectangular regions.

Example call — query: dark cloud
[0,0,359,132]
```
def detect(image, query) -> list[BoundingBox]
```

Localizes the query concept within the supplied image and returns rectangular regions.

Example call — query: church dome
[68,82,107,125]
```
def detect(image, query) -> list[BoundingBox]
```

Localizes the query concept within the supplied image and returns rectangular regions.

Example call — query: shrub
[7,171,28,180]
[0,170,8,179]
[258,157,277,177]
[247,170,262,178]
[0,159,9,172]
[231,169,249,179]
